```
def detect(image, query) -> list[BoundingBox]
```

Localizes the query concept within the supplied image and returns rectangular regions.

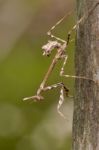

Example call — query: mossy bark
[72,1,99,150]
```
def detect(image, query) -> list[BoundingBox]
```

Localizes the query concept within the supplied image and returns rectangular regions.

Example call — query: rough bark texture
[72,0,99,150]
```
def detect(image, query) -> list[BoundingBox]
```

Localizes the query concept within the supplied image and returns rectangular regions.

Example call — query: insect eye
[42,45,51,56]
[42,50,51,56]
[42,41,54,56]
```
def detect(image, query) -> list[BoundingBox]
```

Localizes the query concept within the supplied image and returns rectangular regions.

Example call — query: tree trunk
[72,1,99,150]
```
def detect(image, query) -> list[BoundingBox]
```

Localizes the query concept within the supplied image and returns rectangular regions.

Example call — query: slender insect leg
[23,82,67,101]
[66,2,99,46]
[23,95,44,101]
[57,86,66,119]
[60,55,68,76]
[42,82,69,94]
[60,55,95,82]
[43,82,70,119]
[23,49,61,102]
[47,11,73,43]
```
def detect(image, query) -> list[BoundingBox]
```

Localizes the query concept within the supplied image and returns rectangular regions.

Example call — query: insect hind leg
[43,82,70,119]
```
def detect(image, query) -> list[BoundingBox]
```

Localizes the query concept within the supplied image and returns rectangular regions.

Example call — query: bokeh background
[0,0,75,149]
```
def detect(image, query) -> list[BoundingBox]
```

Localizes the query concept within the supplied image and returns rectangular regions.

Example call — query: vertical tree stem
[72,1,99,150]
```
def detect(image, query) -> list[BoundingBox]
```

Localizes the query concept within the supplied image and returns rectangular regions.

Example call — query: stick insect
[23,3,98,119]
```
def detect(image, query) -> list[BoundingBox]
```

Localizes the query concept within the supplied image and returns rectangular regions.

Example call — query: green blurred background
[0,0,75,149]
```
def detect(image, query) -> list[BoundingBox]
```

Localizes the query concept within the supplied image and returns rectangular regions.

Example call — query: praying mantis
[23,3,98,119]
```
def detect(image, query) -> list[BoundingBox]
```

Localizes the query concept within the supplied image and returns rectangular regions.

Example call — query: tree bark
[72,1,99,150]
